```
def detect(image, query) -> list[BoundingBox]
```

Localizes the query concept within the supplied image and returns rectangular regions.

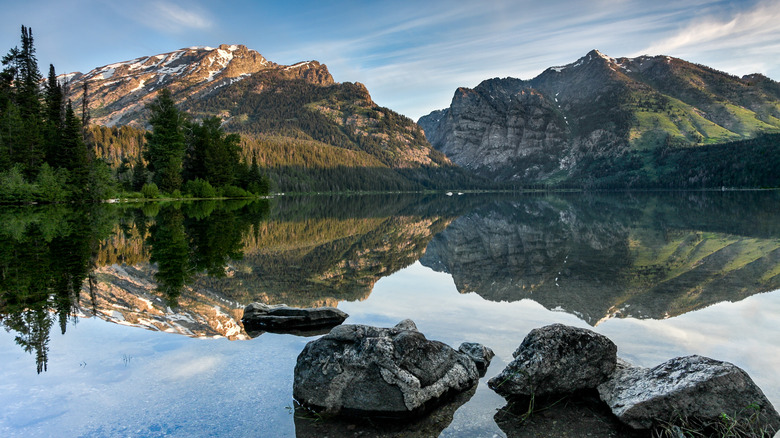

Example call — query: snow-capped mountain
[63,44,333,127]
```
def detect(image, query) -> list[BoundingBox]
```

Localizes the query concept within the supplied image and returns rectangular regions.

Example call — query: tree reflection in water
[3,191,780,374]
[0,200,269,372]
[0,205,114,373]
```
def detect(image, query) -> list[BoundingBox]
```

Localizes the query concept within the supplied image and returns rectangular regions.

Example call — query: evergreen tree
[131,155,148,191]
[81,80,90,129]
[0,46,18,171]
[0,102,22,172]
[246,155,270,194]
[59,101,90,197]
[44,64,64,166]
[15,26,44,176]
[183,116,241,187]
[144,89,186,193]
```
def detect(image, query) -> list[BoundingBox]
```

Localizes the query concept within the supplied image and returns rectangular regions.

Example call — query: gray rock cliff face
[419,49,780,183]
[419,80,570,181]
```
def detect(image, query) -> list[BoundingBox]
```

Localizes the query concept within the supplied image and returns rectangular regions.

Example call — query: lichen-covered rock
[488,324,617,397]
[598,355,780,433]
[292,319,479,418]
[241,302,348,333]
[458,342,495,376]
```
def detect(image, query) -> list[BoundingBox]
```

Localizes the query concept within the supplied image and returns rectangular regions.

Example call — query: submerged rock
[488,324,617,397]
[241,302,348,333]
[293,319,481,418]
[598,355,780,433]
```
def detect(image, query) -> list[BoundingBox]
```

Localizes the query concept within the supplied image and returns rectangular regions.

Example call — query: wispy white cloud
[150,1,213,32]
[637,1,780,56]
[280,0,699,118]
[108,0,214,34]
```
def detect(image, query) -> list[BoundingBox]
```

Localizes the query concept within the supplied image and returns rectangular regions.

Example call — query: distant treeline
[567,133,780,189]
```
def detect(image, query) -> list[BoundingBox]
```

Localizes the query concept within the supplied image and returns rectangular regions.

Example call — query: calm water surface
[1,192,779,437]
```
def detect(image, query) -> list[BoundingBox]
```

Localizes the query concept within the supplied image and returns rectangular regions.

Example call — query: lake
[1,192,779,437]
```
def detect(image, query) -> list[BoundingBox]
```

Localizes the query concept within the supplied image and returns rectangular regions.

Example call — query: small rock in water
[488,323,617,397]
[241,302,348,333]
[293,319,481,419]
[458,342,495,376]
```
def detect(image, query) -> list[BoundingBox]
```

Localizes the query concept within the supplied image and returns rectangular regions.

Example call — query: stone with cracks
[488,323,617,397]
[293,319,480,418]
[241,302,348,333]
[598,355,780,433]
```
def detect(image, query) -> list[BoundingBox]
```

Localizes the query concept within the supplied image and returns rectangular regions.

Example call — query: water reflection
[294,385,476,438]
[148,201,266,306]
[0,205,114,373]
[493,392,643,438]
[421,191,780,324]
[0,200,268,372]
[0,195,457,372]
[2,191,780,375]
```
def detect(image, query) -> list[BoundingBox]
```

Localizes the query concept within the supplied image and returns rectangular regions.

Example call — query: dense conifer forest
[0,26,269,204]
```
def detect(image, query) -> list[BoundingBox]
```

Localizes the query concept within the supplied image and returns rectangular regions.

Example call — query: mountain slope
[63,45,474,191]
[419,50,780,184]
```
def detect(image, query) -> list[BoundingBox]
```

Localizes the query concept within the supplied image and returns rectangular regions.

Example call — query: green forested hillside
[568,133,780,189]
[183,74,447,168]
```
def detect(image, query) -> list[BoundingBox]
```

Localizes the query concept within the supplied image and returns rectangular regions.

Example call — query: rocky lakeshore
[260,302,779,437]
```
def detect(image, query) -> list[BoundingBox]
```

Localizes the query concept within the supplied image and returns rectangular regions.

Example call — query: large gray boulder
[293,319,481,418]
[241,303,348,333]
[488,324,617,397]
[598,355,780,433]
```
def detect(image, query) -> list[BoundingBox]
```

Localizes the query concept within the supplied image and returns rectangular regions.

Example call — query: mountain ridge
[60,44,478,191]
[419,49,780,184]
[61,44,334,127]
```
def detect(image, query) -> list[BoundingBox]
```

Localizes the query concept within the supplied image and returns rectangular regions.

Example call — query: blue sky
[2,0,780,120]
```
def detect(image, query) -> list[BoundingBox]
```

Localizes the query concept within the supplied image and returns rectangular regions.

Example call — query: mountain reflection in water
[421,192,780,324]
[1,191,779,376]
[1,191,780,437]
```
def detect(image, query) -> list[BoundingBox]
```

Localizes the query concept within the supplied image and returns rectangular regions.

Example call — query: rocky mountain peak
[420,49,780,184]
[61,44,335,127]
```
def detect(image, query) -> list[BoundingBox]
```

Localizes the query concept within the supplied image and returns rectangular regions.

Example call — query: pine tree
[183,116,241,187]
[131,155,148,191]
[144,89,186,193]
[247,155,270,194]
[80,80,90,130]
[16,26,44,176]
[44,64,64,166]
[60,101,89,193]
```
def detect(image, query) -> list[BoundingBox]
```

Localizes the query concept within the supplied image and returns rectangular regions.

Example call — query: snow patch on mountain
[285,61,314,70]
